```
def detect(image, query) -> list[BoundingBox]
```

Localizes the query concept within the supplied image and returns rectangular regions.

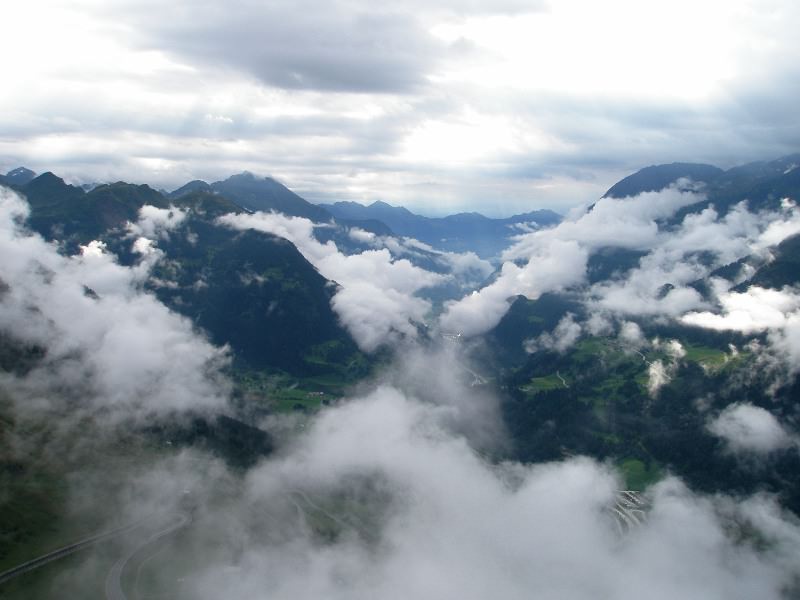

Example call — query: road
[610,491,648,535]
[105,512,191,600]
[555,371,569,388]
[0,520,145,586]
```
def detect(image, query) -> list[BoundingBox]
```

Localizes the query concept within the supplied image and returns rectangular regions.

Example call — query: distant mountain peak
[209,172,332,222]
[169,179,211,199]
[3,166,37,186]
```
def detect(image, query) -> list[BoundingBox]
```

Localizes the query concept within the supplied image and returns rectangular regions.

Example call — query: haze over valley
[2,1,800,598]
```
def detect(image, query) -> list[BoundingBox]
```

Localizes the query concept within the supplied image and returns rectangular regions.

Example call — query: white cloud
[505,185,705,261]
[708,403,794,455]
[440,238,587,336]
[525,312,582,354]
[172,381,800,600]
[618,321,644,347]
[645,339,686,397]
[218,211,446,351]
[585,312,613,336]
[2,0,799,215]
[0,187,228,421]
[347,226,376,244]
[681,286,800,334]
[647,360,670,397]
[126,204,188,239]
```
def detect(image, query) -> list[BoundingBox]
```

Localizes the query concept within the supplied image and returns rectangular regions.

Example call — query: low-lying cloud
[442,184,800,339]
[682,286,800,372]
[218,211,448,351]
[440,238,587,336]
[708,402,795,455]
[682,286,800,334]
[3,184,800,600]
[173,380,800,600]
[0,188,229,422]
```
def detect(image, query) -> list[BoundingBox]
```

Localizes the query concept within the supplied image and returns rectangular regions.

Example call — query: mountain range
[1,153,800,596]
[321,200,561,258]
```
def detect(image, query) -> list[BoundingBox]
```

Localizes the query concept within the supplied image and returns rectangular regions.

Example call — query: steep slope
[144,211,365,376]
[604,155,800,216]
[475,153,800,510]
[743,233,800,289]
[603,163,724,198]
[16,180,367,379]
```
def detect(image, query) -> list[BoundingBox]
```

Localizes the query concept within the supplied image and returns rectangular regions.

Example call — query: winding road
[0,520,144,586]
[105,512,191,600]
[610,491,648,534]
[0,511,190,600]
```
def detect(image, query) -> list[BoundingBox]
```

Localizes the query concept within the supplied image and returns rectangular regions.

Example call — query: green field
[618,458,662,490]
[521,374,567,395]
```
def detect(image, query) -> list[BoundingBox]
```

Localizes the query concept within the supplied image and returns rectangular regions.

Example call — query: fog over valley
[2,1,800,598]
[2,154,800,598]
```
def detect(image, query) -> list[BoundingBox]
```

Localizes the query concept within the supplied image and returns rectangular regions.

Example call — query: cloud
[646,340,685,398]
[118,0,444,94]
[506,183,706,258]
[156,379,800,600]
[348,227,494,290]
[681,285,800,373]
[126,204,188,239]
[4,178,800,598]
[439,238,588,336]
[347,227,376,244]
[0,187,229,422]
[3,0,800,217]
[682,286,800,334]
[218,211,447,351]
[708,403,795,455]
[618,321,645,347]
[440,184,712,337]
[525,312,582,354]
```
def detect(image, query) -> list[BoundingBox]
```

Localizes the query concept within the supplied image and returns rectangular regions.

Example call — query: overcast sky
[2,0,799,215]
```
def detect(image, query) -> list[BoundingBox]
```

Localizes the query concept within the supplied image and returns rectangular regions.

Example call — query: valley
[1,154,799,598]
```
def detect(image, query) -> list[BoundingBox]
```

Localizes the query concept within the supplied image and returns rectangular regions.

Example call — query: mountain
[134,196,366,376]
[21,172,85,208]
[16,179,369,381]
[604,154,800,217]
[477,154,800,509]
[0,167,37,187]
[603,163,724,199]
[209,172,333,222]
[23,179,168,249]
[741,233,800,289]
[321,200,562,258]
[169,179,212,198]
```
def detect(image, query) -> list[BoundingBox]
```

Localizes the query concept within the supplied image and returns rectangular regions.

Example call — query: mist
[2,181,800,599]
[0,188,229,424]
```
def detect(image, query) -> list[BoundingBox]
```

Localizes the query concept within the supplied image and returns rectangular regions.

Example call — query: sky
[2,0,799,216]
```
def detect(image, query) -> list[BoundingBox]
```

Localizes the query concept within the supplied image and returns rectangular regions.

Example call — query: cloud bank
[708,403,795,455]
[0,187,229,422]
[169,381,800,600]
[218,211,447,351]
[442,184,800,340]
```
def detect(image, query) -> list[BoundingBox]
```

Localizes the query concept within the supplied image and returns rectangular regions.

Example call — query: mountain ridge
[321,199,562,258]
